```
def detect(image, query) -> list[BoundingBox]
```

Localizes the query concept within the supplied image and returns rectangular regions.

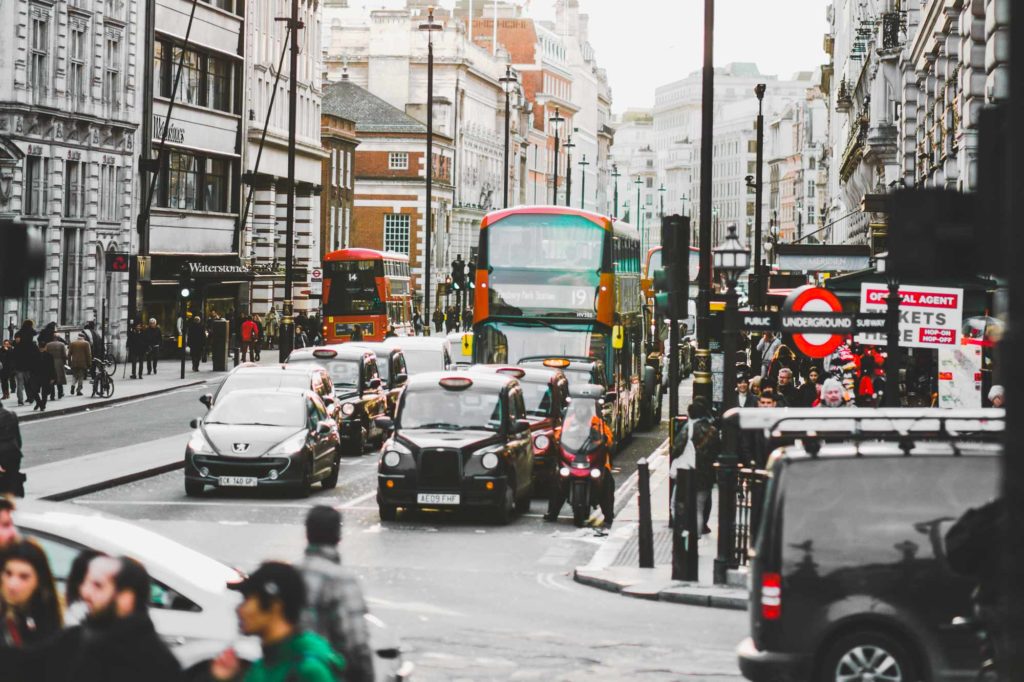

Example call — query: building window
[29,8,50,96]
[171,45,202,105]
[646,177,653,189]
[389,152,409,170]
[105,0,124,20]
[162,151,199,210]
[103,32,122,107]
[383,214,411,254]
[25,156,49,216]
[158,150,231,212]
[60,227,85,325]
[203,157,229,212]
[807,180,815,198]
[64,160,87,218]
[68,22,88,104]
[155,41,234,113]
[99,163,118,222]
[206,55,232,112]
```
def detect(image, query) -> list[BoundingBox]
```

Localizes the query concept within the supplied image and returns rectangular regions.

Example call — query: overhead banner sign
[857,283,963,348]
[776,244,871,273]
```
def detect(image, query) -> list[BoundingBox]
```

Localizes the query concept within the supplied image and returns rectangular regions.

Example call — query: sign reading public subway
[857,283,963,349]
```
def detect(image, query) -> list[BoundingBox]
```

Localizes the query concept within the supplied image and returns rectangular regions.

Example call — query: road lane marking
[20,383,212,425]
[337,489,378,509]
[72,499,320,509]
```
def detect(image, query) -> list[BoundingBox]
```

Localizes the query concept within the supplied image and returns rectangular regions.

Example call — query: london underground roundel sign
[783,285,846,358]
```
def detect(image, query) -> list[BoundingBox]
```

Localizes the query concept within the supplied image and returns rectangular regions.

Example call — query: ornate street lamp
[419,7,443,330]
[611,164,621,218]
[500,65,518,209]
[712,223,750,586]
[564,135,576,207]
[548,106,565,204]
[578,155,590,210]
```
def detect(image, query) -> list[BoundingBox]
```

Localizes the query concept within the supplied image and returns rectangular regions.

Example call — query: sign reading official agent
[857,283,963,349]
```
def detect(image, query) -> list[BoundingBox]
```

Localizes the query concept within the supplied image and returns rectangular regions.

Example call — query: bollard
[637,458,654,568]
[673,467,699,581]
[233,345,240,368]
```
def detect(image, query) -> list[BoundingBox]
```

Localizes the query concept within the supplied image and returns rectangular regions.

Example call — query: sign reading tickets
[857,283,963,348]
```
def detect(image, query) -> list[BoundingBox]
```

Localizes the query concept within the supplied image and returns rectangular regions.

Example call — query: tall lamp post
[500,65,518,209]
[712,223,750,584]
[658,183,666,218]
[564,135,575,207]
[419,8,443,331]
[277,0,304,362]
[694,0,716,405]
[634,176,643,249]
[882,256,901,407]
[753,83,766,309]
[578,155,589,210]
[549,106,565,204]
[611,164,621,218]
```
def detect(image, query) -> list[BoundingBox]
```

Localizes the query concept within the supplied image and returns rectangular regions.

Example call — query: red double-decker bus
[321,248,413,343]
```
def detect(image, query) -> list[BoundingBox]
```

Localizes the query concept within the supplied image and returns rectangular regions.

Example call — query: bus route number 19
[571,288,589,307]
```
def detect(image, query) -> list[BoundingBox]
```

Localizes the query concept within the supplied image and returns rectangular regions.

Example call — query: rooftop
[322,79,427,134]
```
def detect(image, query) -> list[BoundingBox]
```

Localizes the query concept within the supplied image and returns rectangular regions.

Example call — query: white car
[383,335,454,376]
[14,500,413,681]
[446,331,474,368]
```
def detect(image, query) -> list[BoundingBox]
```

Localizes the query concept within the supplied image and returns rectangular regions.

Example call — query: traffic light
[653,215,690,319]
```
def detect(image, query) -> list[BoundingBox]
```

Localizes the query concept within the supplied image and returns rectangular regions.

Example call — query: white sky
[349,1,830,112]
[527,0,829,111]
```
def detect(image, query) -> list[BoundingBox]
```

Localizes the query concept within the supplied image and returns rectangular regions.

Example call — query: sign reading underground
[781,285,847,358]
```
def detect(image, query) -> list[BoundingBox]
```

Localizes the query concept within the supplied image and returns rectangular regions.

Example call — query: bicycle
[91,359,115,399]
[101,354,117,377]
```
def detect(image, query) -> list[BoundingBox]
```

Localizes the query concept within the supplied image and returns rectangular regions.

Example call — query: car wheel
[184,479,203,497]
[347,428,364,457]
[322,454,340,489]
[293,457,313,498]
[818,630,918,682]
[494,480,515,525]
[572,504,588,528]
[379,503,397,521]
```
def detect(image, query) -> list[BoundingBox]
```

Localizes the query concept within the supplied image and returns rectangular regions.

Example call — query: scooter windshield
[561,410,605,455]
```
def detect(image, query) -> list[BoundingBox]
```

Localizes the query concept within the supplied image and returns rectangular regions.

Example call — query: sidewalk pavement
[5,352,281,423]
[573,439,750,611]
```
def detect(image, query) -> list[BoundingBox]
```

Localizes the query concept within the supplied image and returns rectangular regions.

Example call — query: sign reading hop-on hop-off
[856,283,964,349]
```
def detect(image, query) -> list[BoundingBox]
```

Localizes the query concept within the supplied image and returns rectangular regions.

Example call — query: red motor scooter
[556,420,613,528]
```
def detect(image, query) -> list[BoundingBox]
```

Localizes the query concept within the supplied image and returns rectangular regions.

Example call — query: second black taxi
[375,372,533,524]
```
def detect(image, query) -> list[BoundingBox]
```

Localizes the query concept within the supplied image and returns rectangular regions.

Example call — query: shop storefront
[142,255,254,352]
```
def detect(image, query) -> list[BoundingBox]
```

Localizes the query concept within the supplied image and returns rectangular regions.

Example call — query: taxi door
[506,387,533,497]
[362,358,389,441]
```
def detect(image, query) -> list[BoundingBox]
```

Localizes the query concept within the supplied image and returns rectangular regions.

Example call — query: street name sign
[857,283,963,348]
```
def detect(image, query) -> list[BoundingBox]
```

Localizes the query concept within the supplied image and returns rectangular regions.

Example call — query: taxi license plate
[219,476,258,487]
[417,493,460,505]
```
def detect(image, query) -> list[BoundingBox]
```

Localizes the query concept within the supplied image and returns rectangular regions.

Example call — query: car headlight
[382,451,402,467]
[481,452,500,470]
[590,468,602,479]
[533,434,551,451]
[268,431,308,455]
[341,403,356,416]
[188,431,214,454]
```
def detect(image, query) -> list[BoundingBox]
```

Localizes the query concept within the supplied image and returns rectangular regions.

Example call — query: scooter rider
[544,397,615,526]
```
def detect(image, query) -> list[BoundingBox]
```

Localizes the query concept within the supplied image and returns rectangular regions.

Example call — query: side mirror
[316,420,333,436]
[322,394,336,405]
[604,391,618,404]
[393,372,408,386]
[514,418,531,434]
[374,416,395,432]
[368,377,382,391]
[189,418,201,429]
[199,393,213,408]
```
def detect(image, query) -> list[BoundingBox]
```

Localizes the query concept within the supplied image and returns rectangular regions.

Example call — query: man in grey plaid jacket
[299,506,374,682]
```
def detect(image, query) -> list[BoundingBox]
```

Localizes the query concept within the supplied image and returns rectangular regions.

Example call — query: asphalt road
[69,411,747,681]
[20,379,221,467]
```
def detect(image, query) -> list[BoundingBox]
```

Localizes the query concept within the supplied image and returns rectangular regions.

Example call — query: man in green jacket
[211,562,346,682]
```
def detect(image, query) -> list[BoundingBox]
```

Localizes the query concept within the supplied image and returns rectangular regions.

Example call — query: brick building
[320,113,359,256]
[321,78,454,312]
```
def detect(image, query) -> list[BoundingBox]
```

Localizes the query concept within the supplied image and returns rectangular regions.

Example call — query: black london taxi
[736,407,1004,682]
[286,345,390,454]
[348,342,410,415]
[184,388,341,497]
[469,364,568,495]
[375,372,533,524]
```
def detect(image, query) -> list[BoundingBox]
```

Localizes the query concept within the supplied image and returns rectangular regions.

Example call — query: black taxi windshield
[287,358,360,388]
[324,259,385,316]
[560,400,606,453]
[521,380,555,418]
[399,386,503,431]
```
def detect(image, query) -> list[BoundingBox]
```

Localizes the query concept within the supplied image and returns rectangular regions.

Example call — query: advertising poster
[857,283,963,349]
[938,345,982,409]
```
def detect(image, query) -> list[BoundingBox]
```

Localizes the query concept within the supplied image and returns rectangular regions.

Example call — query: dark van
[736,408,1002,682]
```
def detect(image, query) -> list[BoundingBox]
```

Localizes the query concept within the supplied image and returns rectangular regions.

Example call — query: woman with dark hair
[0,539,63,667]
[766,344,798,389]
[797,365,824,407]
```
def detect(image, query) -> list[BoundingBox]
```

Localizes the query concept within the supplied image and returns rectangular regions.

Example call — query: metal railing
[732,467,768,567]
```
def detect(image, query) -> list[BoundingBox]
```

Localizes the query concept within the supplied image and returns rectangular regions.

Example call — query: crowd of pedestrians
[0,498,374,681]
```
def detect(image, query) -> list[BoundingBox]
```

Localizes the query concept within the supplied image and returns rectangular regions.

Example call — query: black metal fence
[714,461,768,581]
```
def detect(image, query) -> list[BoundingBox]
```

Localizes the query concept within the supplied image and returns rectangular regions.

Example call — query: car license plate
[416,493,460,505]
[218,476,258,487]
